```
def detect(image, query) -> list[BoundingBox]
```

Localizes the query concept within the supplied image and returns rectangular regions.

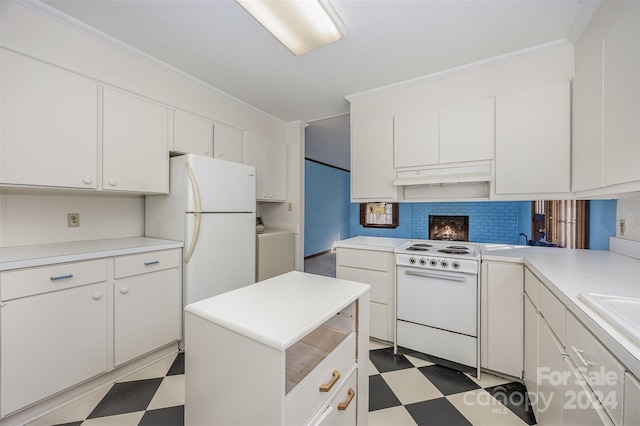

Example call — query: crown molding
[345,39,573,102]
[13,0,288,125]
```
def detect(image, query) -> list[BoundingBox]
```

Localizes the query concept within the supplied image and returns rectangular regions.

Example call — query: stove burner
[446,245,469,250]
[407,247,429,251]
[438,249,470,255]
[413,243,433,247]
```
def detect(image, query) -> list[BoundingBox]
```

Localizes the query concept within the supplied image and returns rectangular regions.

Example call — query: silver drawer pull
[50,274,73,281]
[144,260,160,266]
[572,346,593,367]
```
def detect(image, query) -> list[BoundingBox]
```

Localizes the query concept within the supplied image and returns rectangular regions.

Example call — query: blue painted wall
[589,199,617,250]
[304,160,350,257]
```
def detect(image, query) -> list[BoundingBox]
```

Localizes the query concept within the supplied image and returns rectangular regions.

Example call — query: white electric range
[394,240,481,377]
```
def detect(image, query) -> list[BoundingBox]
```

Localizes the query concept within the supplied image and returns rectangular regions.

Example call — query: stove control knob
[409,257,416,264]
[452,261,461,269]
[419,258,427,266]
[429,259,438,267]
[440,260,449,268]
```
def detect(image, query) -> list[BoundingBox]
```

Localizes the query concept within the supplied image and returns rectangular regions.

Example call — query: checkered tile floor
[28,340,536,425]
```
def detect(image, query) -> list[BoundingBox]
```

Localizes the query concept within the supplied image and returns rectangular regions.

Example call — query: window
[359,202,399,228]
[531,200,589,249]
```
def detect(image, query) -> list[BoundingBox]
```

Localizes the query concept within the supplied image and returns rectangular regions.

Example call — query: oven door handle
[404,270,466,282]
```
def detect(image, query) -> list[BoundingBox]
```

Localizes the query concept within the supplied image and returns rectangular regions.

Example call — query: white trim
[14,0,288,126]
[567,0,603,44]
[345,39,573,102]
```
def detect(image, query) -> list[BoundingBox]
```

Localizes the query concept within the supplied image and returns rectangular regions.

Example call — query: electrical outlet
[288,203,292,212]
[619,219,626,236]
[67,213,80,228]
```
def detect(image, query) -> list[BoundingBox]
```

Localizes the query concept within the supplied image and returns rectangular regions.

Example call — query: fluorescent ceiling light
[236,0,346,56]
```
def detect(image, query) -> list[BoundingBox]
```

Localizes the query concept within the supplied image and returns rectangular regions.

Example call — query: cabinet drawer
[115,248,181,279]
[539,283,565,344]
[565,312,624,425]
[285,332,356,425]
[337,248,390,272]
[337,265,389,304]
[310,367,358,426]
[1,259,108,301]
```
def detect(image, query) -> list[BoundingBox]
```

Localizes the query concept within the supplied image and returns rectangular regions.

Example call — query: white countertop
[0,237,183,271]
[257,228,294,238]
[481,243,640,378]
[333,236,409,252]
[184,271,370,351]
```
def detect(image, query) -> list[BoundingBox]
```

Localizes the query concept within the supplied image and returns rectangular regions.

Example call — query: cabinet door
[537,318,566,426]
[351,117,395,201]
[602,4,640,187]
[103,88,169,193]
[393,108,439,168]
[483,261,524,378]
[572,42,604,192]
[562,357,614,426]
[213,122,243,163]
[523,294,539,419]
[173,109,213,157]
[439,96,494,164]
[268,140,287,201]
[244,131,270,200]
[495,81,570,195]
[0,50,98,189]
[624,372,640,426]
[0,283,108,417]
[114,268,181,366]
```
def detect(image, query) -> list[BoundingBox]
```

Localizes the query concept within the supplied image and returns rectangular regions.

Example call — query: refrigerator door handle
[184,162,202,264]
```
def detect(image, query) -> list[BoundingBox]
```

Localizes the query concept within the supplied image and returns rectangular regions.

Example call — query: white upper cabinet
[351,117,396,201]
[392,97,494,170]
[244,131,286,202]
[0,50,98,189]
[393,108,439,168]
[173,109,213,157]
[439,96,494,164]
[103,88,169,194]
[213,122,244,164]
[572,1,640,194]
[602,7,639,187]
[572,41,604,192]
[495,81,570,195]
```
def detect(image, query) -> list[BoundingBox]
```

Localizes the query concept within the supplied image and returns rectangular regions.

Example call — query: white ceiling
[41,0,596,124]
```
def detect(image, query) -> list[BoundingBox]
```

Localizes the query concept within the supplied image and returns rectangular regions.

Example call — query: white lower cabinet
[0,248,182,418]
[624,372,640,426]
[336,247,395,341]
[524,266,617,426]
[0,260,109,417]
[480,260,523,377]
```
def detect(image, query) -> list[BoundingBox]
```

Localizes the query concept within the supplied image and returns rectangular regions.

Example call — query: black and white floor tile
[28,341,536,426]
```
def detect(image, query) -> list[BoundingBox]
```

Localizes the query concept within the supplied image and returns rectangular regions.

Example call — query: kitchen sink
[579,293,640,344]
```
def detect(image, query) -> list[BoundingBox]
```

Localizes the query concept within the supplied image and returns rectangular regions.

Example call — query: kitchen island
[184,271,370,426]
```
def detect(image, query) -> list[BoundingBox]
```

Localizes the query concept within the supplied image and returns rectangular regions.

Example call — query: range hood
[393,164,492,186]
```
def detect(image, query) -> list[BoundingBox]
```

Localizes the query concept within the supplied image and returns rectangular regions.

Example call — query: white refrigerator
[145,154,256,307]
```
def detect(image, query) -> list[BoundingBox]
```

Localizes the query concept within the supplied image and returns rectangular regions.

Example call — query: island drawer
[1,259,108,301]
[309,366,357,426]
[115,248,181,279]
[565,312,624,425]
[285,331,356,425]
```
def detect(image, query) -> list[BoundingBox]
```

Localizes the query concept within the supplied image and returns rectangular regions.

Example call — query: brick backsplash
[412,202,519,244]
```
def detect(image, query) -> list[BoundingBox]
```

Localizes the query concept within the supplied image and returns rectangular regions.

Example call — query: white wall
[617,196,640,242]
[0,190,144,247]
[0,2,301,251]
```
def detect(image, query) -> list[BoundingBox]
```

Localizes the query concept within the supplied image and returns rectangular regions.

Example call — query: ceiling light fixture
[235,0,346,56]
